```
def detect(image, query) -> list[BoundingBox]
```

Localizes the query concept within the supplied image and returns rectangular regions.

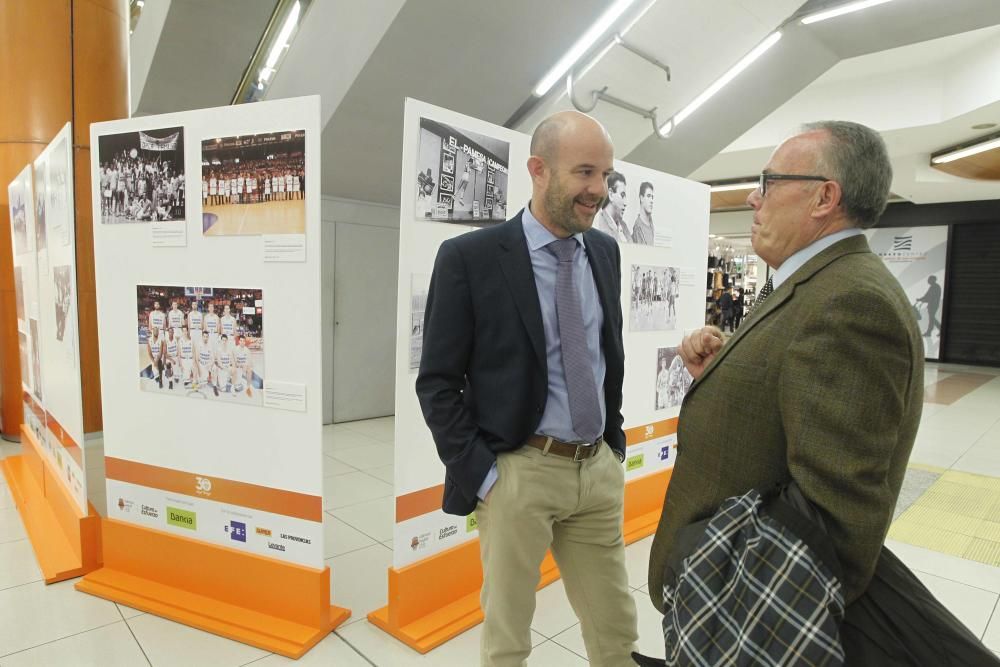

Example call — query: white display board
[865,226,948,360]
[391,99,709,569]
[33,123,89,511]
[90,96,325,568]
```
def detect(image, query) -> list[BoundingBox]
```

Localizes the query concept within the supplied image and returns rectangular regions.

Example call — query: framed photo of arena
[137,284,265,407]
[97,127,186,224]
[200,129,305,236]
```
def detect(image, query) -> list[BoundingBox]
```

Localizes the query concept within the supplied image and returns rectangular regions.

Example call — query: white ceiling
[130,0,1000,208]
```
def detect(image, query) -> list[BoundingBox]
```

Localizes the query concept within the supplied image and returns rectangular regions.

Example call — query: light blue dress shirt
[477,204,607,500]
[772,228,863,290]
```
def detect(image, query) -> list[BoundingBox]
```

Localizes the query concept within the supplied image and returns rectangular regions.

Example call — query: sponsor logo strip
[104,457,322,522]
[625,418,678,447]
[396,484,445,523]
[44,411,83,469]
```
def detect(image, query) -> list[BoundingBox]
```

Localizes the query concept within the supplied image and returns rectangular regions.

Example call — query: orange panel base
[368,468,672,653]
[0,425,101,583]
[76,518,350,659]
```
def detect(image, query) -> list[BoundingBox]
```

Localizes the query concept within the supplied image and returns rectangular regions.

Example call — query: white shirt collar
[772,228,863,290]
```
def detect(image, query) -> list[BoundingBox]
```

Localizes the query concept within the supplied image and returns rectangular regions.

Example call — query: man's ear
[812,179,842,219]
[526,155,547,185]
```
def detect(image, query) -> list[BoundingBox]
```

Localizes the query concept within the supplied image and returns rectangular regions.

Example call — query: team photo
[201,129,305,236]
[136,285,265,407]
[97,127,186,224]
[630,264,679,331]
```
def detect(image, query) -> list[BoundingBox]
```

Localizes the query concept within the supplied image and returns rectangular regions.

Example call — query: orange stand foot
[367,469,671,654]
[0,425,102,583]
[77,518,349,659]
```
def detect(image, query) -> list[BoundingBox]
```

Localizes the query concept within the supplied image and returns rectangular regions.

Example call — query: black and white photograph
[48,139,72,246]
[415,117,509,225]
[655,347,693,410]
[409,274,430,372]
[14,267,24,322]
[53,265,72,342]
[630,264,679,331]
[10,186,29,255]
[29,318,42,400]
[137,284,265,407]
[34,160,47,253]
[97,126,186,224]
[201,129,305,236]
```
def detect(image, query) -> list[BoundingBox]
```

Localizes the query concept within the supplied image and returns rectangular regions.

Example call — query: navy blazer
[416,211,626,516]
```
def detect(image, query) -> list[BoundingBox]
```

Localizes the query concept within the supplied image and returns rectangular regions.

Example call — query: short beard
[544,177,593,236]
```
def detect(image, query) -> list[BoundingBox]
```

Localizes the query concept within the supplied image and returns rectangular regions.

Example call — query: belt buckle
[573,442,591,462]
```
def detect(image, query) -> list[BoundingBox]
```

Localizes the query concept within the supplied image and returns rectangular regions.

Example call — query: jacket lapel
[582,231,618,341]
[496,215,547,369]
[688,234,872,395]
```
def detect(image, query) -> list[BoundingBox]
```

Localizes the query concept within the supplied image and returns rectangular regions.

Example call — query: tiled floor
[1,362,1000,665]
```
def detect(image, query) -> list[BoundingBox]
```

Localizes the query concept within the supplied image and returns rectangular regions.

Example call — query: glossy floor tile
[2,361,999,664]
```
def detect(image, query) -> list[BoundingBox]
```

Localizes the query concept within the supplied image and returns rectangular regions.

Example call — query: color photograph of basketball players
[655,347,693,410]
[415,117,509,225]
[629,264,679,332]
[9,185,29,255]
[53,265,72,342]
[201,129,305,236]
[136,285,264,407]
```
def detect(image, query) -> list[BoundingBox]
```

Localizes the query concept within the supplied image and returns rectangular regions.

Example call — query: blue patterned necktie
[549,238,603,443]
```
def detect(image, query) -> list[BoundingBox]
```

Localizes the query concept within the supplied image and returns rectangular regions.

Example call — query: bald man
[417,111,638,666]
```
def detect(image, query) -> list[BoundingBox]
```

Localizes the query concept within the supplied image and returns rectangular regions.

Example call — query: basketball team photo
[136,285,265,407]
[201,129,306,236]
[97,127,186,224]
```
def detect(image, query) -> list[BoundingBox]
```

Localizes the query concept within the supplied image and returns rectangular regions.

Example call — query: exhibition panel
[2,128,102,583]
[369,98,709,653]
[76,96,349,658]
[865,226,949,360]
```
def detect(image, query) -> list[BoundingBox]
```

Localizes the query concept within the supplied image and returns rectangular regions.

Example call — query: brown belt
[524,434,603,461]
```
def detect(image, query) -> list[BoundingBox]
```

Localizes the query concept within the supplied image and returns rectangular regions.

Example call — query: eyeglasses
[757,173,830,196]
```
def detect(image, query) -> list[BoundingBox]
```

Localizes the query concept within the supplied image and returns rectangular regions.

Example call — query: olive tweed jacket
[648,234,924,612]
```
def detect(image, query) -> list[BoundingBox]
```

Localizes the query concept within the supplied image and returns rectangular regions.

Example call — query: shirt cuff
[477,462,498,501]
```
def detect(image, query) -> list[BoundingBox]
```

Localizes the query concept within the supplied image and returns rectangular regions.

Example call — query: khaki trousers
[476,442,639,666]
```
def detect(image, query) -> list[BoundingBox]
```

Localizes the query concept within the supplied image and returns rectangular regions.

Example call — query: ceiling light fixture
[800,0,894,25]
[709,181,757,192]
[931,132,1000,164]
[265,0,300,71]
[659,31,782,135]
[533,0,642,97]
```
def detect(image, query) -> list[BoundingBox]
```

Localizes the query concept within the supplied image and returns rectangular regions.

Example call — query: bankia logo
[167,506,197,530]
[227,520,247,543]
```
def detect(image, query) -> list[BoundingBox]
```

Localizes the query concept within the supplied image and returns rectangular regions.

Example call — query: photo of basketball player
[409,274,430,372]
[201,129,305,236]
[53,265,73,342]
[629,264,680,332]
[96,126,185,224]
[655,347,693,410]
[137,285,264,406]
[415,116,510,225]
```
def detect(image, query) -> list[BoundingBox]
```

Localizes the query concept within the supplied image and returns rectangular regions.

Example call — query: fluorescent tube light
[533,0,641,97]
[931,136,1000,164]
[265,1,300,70]
[660,31,782,134]
[800,0,894,25]
[709,181,757,192]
